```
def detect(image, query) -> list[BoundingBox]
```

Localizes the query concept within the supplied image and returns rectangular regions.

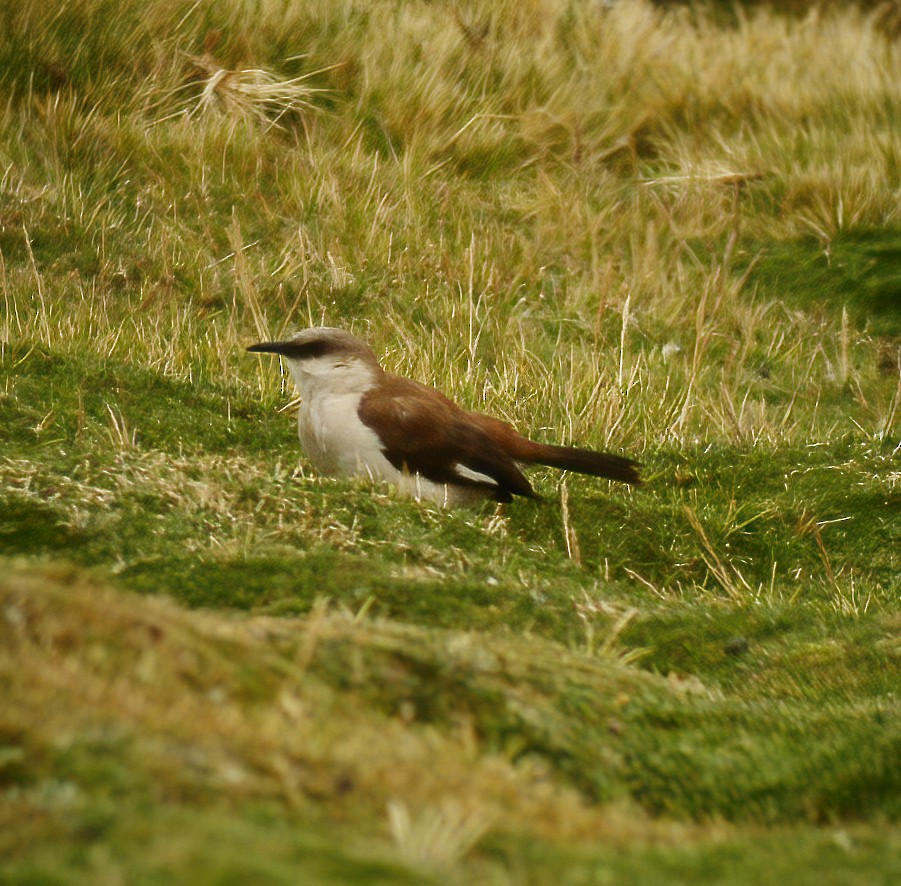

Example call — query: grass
[1,0,900,882]
[743,228,901,335]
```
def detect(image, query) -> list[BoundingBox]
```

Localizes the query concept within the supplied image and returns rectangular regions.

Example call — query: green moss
[741,230,901,335]
[0,345,284,456]
[0,499,84,555]
[2,803,437,886]
[486,825,901,886]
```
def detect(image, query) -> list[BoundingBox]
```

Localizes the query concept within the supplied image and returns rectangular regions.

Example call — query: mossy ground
[1,0,900,882]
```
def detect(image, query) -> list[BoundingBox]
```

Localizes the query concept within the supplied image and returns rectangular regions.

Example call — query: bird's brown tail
[514,439,641,485]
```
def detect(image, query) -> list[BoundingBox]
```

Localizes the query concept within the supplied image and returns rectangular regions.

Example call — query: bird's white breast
[297,391,394,479]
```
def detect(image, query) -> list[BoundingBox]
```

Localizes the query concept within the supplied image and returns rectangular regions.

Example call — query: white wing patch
[453,463,499,486]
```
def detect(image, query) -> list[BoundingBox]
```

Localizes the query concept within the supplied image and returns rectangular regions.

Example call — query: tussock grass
[1,0,900,881]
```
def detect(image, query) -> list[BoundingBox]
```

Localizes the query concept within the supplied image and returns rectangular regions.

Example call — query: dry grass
[1,0,898,450]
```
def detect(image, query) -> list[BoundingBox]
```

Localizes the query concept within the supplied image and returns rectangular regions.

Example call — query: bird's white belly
[298,392,394,478]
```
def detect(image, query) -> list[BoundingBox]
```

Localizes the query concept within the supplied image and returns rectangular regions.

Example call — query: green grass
[1,0,900,882]
[742,229,901,335]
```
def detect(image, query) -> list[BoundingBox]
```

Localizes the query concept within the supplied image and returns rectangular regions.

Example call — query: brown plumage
[358,373,640,503]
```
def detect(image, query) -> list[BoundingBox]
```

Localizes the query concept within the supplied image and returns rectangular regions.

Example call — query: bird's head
[247,327,382,396]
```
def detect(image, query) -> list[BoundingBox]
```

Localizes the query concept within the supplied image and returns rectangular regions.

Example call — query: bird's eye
[334,361,347,368]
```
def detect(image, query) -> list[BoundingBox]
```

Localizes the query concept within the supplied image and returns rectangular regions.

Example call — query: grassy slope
[1,0,900,882]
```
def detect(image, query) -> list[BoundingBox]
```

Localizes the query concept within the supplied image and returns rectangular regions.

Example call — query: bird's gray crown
[247,327,379,364]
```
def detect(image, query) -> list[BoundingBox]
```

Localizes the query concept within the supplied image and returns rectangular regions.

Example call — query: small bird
[248,327,640,506]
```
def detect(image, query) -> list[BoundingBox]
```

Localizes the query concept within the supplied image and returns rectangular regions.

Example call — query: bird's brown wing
[358,375,535,502]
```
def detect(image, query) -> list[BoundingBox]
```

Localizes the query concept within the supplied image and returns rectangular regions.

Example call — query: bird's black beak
[247,341,291,355]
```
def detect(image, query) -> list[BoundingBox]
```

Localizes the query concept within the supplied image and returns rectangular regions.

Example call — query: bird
[247,327,640,506]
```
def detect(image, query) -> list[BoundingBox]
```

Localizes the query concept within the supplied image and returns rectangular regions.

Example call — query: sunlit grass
[2,2,899,430]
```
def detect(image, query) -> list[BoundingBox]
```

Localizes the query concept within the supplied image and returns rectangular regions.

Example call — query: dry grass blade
[156,54,332,129]
[105,403,137,450]
[229,214,270,342]
[559,479,582,566]
[387,799,495,869]
[683,506,750,602]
